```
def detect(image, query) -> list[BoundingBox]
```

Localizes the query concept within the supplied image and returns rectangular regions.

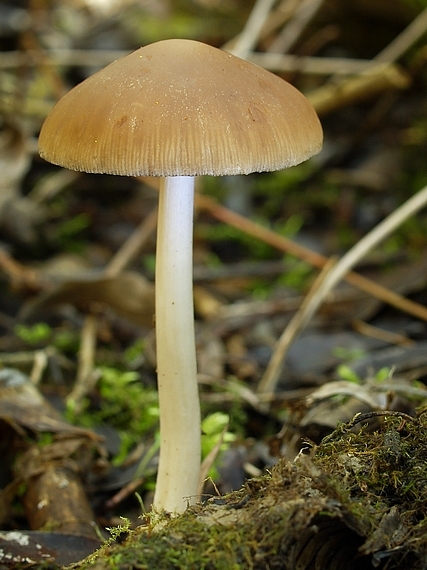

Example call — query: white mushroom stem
[153,176,201,513]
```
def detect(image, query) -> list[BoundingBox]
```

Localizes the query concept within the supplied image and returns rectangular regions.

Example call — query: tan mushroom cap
[39,39,322,177]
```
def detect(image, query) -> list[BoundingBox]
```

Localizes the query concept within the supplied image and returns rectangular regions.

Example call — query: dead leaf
[19,270,155,328]
[0,368,101,440]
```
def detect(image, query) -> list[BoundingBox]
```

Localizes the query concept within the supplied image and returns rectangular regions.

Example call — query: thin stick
[226,0,277,58]
[257,257,337,393]
[29,350,48,385]
[67,313,100,411]
[66,205,158,410]
[307,63,410,116]
[195,193,427,324]
[257,183,427,394]
[104,207,158,278]
[0,49,130,70]
[268,0,324,54]
[1,48,383,77]
[247,53,384,75]
[198,423,229,496]
[375,7,427,63]
[352,319,415,348]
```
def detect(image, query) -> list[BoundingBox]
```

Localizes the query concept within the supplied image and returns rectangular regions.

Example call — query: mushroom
[38,39,323,513]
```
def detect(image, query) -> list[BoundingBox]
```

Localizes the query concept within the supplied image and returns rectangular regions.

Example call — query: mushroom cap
[39,39,322,176]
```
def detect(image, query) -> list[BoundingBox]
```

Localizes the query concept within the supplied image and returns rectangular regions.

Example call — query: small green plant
[105,517,131,546]
[336,364,393,384]
[336,364,362,384]
[66,366,159,464]
[200,221,276,260]
[372,367,394,382]
[141,253,156,276]
[37,432,55,447]
[57,212,91,252]
[332,346,366,362]
[123,338,146,367]
[58,213,90,238]
[52,328,80,354]
[201,412,237,479]
[14,322,52,345]
[255,161,317,216]
[277,256,313,291]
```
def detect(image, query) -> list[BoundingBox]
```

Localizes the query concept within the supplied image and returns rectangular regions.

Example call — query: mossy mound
[81,411,427,570]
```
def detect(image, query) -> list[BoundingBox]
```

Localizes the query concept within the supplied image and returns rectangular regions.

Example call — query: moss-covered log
[64,411,427,570]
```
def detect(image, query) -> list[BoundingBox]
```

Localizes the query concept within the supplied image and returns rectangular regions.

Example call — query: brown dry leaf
[298,397,374,444]
[13,437,100,534]
[305,380,383,409]
[0,368,100,439]
[0,370,103,528]
[19,270,155,328]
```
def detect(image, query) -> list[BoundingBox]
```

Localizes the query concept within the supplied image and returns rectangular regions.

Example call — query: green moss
[70,411,427,570]
[87,498,292,570]
[14,323,52,345]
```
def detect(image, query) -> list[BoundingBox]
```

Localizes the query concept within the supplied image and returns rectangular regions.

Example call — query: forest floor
[1,0,427,568]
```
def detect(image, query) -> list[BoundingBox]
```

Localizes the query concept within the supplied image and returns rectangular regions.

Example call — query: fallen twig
[195,193,427,325]
[258,183,427,394]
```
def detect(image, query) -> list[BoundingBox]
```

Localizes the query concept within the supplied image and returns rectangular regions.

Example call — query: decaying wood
[19,451,98,537]
[66,412,427,570]
[0,371,103,540]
